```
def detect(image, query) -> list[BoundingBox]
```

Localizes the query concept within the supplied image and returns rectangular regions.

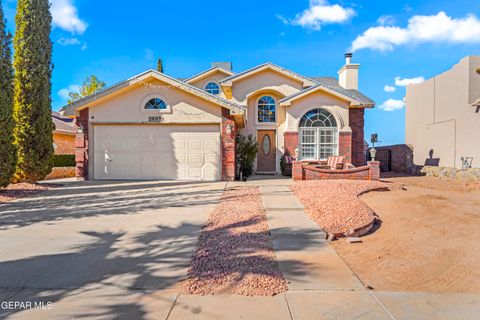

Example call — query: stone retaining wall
[421,166,480,181]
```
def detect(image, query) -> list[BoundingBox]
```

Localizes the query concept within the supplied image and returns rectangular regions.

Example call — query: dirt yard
[332,175,480,293]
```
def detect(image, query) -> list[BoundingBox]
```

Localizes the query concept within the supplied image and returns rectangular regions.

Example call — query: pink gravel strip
[0,183,49,203]
[183,186,288,296]
[291,180,401,236]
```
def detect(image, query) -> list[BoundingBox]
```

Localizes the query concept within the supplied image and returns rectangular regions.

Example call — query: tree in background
[13,0,54,182]
[0,2,15,187]
[157,58,163,73]
[68,75,106,103]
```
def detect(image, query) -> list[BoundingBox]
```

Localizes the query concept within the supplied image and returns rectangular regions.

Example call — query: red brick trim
[292,160,380,181]
[339,131,352,164]
[221,119,236,181]
[284,132,298,157]
[349,108,366,167]
[75,109,89,179]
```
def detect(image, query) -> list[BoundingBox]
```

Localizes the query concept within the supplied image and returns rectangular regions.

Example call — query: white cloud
[57,84,80,100]
[377,15,395,26]
[394,76,425,86]
[283,0,355,30]
[378,98,405,111]
[351,11,480,52]
[51,0,88,34]
[57,37,80,46]
[384,85,396,92]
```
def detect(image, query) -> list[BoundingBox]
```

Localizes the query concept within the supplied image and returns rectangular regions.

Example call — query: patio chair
[326,156,345,169]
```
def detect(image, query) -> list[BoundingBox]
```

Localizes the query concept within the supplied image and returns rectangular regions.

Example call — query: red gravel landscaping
[0,183,49,204]
[183,186,287,296]
[291,180,401,236]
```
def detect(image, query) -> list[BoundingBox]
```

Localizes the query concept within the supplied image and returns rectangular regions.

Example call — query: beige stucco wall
[188,70,230,99]
[89,79,223,124]
[231,69,303,104]
[406,56,480,168]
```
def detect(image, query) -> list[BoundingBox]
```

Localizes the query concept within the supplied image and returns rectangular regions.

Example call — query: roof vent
[211,62,232,71]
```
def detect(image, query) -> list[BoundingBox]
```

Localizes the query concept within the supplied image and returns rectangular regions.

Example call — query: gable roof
[60,69,245,116]
[280,77,375,107]
[219,62,317,87]
[184,66,235,84]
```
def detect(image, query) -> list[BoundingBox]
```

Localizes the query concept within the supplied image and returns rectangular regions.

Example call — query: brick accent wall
[374,144,416,174]
[338,131,352,164]
[284,132,298,157]
[53,133,75,155]
[350,108,366,167]
[221,118,236,181]
[292,160,380,181]
[75,109,89,179]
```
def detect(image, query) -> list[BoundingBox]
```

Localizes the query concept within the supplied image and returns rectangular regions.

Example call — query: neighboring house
[406,56,480,169]
[61,54,374,181]
[52,111,77,155]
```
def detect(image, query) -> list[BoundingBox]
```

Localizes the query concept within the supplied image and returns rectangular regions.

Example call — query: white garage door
[93,125,221,181]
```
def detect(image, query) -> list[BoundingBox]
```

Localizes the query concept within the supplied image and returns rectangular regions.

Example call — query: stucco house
[406,55,480,169]
[61,54,374,181]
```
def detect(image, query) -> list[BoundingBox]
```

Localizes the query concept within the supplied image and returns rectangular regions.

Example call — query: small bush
[235,134,258,180]
[52,155,75,167]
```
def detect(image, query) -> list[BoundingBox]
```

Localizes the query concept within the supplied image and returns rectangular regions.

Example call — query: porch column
[339,127,352,164]
[75,109,89,180]
[221,117,236,181]
[284,132,298,158]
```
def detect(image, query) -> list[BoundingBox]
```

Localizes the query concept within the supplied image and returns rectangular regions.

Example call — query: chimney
[211,62,232,71]
[338,53,359,90]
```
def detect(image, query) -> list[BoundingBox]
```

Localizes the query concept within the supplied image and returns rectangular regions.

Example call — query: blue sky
[3,0,480,145]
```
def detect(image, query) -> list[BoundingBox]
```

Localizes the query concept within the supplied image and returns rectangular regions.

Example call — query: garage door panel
[94,125,221,180]
[189,154,204,165]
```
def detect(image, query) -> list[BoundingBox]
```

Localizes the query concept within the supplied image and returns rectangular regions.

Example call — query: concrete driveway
[0,180,226,319]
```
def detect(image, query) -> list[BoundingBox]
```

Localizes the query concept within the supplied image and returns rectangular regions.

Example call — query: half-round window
[144,98,167,110]
[205,82,220,95]
[257,96,276,123]
[299,108,338,160]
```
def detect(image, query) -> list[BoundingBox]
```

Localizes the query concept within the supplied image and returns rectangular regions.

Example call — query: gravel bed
[291,180,401,236]
[0,183,49,203]
[183,186,287,296]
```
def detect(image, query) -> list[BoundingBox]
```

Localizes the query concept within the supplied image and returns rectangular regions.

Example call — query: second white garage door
[93,124,221,181]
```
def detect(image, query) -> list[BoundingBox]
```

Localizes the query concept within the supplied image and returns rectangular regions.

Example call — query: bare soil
[332,175,480,293]
[0,183,49,203]
[183,186,287,296]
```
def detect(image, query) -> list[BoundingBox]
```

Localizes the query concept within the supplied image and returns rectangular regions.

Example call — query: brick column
[339,130,352,164]
[349,108,366,167]
[284,132,298,158]
[75,109,89,179]
[221,118,236,181]
[368,161,380,180]
[292,161,304,180]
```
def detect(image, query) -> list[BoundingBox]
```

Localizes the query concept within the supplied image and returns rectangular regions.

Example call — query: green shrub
[51,155,75,167]
[13,0,54,182]
[235,134,258,180]
[280,156,287,176]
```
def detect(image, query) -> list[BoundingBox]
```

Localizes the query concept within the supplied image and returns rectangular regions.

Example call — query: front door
[257,130,276,172]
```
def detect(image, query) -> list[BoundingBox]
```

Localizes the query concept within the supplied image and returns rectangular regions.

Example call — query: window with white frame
[299,108,338,160]
[205,82,220,95]
[257,96,276,123]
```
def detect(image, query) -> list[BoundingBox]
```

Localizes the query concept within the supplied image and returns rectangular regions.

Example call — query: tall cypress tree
[13,0,54,182]
[0,2,15,187]
[157,58,163,73]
